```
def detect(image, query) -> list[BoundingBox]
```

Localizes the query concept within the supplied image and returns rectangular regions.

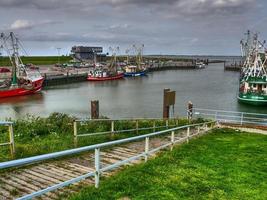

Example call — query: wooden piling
[91,100,99,119]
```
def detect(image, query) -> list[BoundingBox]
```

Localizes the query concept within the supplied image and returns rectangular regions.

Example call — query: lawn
[0,56,72,66]
[70,128,267,200]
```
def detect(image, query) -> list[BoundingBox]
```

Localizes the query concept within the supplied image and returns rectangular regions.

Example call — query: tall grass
[0,113,196,162]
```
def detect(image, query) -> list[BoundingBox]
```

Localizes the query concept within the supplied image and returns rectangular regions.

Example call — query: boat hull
[0,78,44,98]
[238,94,267,105]
[87,73,124,81]
[124,70,147,77]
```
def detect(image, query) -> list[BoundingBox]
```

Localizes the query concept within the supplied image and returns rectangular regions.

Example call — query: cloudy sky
[0,0,266,56]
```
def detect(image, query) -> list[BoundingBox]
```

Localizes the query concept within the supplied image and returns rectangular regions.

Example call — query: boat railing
[193,108,267,126]
[0,121,15,157]
[0,121,215,199]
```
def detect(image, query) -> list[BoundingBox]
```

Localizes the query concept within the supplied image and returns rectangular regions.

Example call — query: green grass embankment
[0,56,72,66]
[70,128,267,200]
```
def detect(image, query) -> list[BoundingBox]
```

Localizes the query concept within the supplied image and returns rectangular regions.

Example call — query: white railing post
[153,120,156,132]
[111,120,115,136]
[171,131,175,151]
[166,119,169,129]
[187,127,190,143]
[94,148,100,188]
[145,137,149,162]
[8,124,15,157]
[73,121,78,147]
[240,113,244,125]
[136,120,139,134]
[197,126,200,134]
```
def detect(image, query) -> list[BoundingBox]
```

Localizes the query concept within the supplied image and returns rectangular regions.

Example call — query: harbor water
[0,63,266,120]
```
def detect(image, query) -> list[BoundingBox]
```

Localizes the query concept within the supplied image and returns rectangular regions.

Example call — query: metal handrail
[0,121,212,170]
[194,108,267,116]
[75,117,178,123]
[194,108,267,126]
[77,125,176,137]
[0,121,13,125]
[1,121,214,200]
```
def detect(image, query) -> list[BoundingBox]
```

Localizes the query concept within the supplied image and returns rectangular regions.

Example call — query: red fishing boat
[87,46,124,81]
[0,32,44,98]
[87,69,124,81]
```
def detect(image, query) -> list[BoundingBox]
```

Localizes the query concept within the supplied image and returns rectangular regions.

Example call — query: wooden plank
[46,164,84,177]
[29,168,63,184]
[111,148,138,156]
[0,177,33,197]
[41,165,80,180]
[23,169,59,185]
[33,167,68,182]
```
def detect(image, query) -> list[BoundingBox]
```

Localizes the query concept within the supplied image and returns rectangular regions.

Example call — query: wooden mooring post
[91,100,99,119]
[163,88,176,119]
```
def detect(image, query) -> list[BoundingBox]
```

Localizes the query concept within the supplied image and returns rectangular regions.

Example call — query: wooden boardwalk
[0,130,195,199]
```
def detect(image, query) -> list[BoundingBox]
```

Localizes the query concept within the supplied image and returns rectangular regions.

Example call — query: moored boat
[87,69,124,81]
[124,65,147,77]
[87,46,124,81]
[196,61,206,69]
[123,44,148,77]
[0,32,44,98]
[238,31,267,105]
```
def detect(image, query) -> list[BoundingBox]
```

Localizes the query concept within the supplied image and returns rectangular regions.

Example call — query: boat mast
[109,46,119,73]
[241,30,267,79]
[10,32,20,86]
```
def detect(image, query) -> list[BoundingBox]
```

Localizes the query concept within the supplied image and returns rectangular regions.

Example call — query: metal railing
[0,121,215,200]
[193,108,267,126]
[0,121,15,157]
[73,118,179,145]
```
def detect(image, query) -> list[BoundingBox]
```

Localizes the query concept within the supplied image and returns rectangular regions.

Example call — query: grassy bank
[0,56,72,66]
[0,113,194,162]
[70,128,267,200]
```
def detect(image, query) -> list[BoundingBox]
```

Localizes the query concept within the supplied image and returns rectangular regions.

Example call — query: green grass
[69,128,267,200]
[0,113,193,162]
[0,56,72,66]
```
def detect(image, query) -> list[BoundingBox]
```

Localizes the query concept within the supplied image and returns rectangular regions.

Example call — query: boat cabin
[125,65,137,73]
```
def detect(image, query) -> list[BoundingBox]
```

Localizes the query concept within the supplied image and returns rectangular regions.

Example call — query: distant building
[71,46,105,62]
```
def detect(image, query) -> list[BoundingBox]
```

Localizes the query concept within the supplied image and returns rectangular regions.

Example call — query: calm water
[0,63,266,120]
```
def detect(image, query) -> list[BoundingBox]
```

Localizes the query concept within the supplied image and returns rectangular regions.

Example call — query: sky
[0,0,266,56]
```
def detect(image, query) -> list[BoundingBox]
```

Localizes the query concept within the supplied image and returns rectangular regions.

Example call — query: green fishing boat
[238,31,267,105]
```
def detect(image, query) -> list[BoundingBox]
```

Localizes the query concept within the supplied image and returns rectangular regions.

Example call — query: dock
[43,73,88,87]
[148,61,197,71]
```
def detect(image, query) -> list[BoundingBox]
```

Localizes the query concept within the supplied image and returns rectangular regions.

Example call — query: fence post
[145,137,149,162]
[136,120,139,134]
[94,148,100,188]
[111,120,115,136]
[240,113,244,125]
[166,119,169,129]
[215,111,218,121]
[171,131,175,151]
[73,121,78,147]
[187,126,190,143]
[153,120,156,132]
[8,124,15,157]
[197,126,200,134]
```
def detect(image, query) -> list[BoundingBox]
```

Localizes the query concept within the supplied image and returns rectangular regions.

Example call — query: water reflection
[0,63,266,120]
